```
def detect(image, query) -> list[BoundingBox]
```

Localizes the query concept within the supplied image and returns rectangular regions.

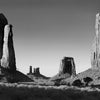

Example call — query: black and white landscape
[0,0,100,100]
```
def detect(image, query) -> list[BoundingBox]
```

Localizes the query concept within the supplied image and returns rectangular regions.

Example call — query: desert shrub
[72,79,83,87]
[54,79,62,86]
[83,77,93,86]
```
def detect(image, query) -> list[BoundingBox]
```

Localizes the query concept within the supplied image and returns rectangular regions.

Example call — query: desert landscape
[0,12,99,100]
[0,0,100,100]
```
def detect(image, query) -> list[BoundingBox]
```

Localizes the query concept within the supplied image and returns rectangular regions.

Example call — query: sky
[0,0,100,77]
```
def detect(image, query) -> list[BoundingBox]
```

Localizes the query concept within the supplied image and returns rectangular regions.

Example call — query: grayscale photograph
[0,0,100,100]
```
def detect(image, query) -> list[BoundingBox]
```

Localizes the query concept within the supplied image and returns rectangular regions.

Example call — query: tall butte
[0,13,8,60]
[0,14,16,71]
[91,13,100,68]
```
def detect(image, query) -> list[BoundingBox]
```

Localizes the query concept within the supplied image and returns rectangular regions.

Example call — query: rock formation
[0,13,8,60]
[27,66,40,75]
[91,13,100,68]
[50,57,76,81]
[1,24,16,71]
[29,66,32,74]
[8,25,16,71]
[27,66,49,80]
[1,25,9,68]
[34,67,40,75]
[60,13,100,86]
[59,57,76,77]
[0,13,33,82]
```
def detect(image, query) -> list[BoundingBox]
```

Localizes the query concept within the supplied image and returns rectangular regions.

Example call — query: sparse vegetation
[0,83,99,100]
[54,79,62,86]
[72,79,83,87]
[83,77,93,86]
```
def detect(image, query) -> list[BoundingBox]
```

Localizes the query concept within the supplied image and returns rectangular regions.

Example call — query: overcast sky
[0,0,100,77]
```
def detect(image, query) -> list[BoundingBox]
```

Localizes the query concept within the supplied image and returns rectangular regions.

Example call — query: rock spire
[1,24,16,71]
[0,13,8,60]
[91,13,100,68]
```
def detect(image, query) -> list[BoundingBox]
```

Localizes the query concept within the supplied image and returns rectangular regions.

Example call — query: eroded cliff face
[50,57,76,81]
[91,13,100,69]
[59,57,76,77]
[0,13,16,71]
[1,25,9,68]
[1,25,16,71]
[0,13,8,60]
[0,13,33,82]
[8,25,16,71]
[27,66,49,81]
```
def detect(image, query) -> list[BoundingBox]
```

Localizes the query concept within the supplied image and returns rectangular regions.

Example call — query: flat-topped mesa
[0,13,8,59]
[1,24,16,71]
[59,57,76,77]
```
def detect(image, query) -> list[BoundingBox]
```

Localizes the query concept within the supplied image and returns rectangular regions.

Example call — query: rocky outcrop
[0,13,8,60]
[50,57,76,81]
[0,14,16,71]
[27,66,40,75]
[27,66,49,80]
[8,25,16,71]
[1,25,16,71]
[34,68,40,75]
[91,13,100,69]
[0,13,33,82]
[29,66,32,74]
[59,57,76,77]
[1,25,9,68]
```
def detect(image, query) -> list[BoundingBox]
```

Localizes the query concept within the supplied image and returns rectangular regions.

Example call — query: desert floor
[0,83,100,100]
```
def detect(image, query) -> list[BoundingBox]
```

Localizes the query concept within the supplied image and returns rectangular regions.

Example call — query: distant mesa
[50,57,76,81]
[59,57,76,77]
[1,24,16,71]
[27,66,49,80]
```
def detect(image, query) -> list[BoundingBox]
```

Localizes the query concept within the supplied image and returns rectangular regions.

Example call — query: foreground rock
[1,25,16,71]
[0,13,32,82]
[27,66,50,85]
[60,13,100,87]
